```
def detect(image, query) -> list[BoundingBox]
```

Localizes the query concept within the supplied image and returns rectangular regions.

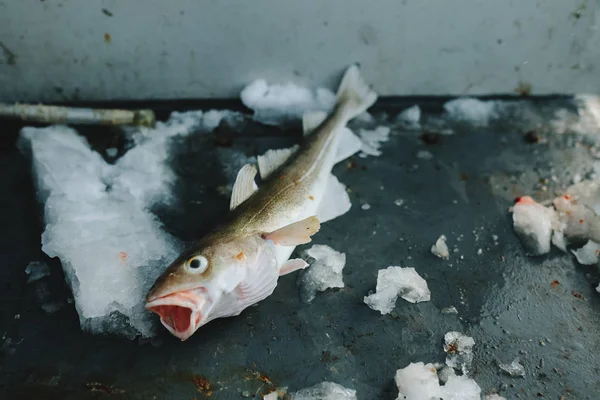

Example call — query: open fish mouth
[145,288,208,341]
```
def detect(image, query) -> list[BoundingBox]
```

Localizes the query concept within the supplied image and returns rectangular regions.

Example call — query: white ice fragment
[499,358,525,377]
[106,147,118,157]
[364,267,430,314]
[240,79,335,125]
[596,283,600,293]
[444,331,475,374]
[484,395,506,400]
[17,111,224,338]
[394,198,404,207]
[25,261,50,283]
[573,173,582,184]
[572,241,600,265]
[512,198,557,256]
[416,150,434,160]
[289,382,357,400]
[431,235,450,259]
[298,245,346,304]
[396,105,421,127]
[441,375,481,400]
[358,126,391,157]
[477,248,483,255]
[361,203,371,210]
[492,234,499,241]
[443,98,500,127]
[394,362,442,400]
[438,366,456,384]
[441,306,458,315]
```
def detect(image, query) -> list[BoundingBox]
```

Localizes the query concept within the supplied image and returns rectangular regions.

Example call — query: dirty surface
[1,97,600,399]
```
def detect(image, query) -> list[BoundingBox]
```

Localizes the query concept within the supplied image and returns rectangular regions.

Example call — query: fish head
[145,234,277,340]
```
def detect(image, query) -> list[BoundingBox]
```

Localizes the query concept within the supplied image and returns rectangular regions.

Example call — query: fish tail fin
[335,64,378,120]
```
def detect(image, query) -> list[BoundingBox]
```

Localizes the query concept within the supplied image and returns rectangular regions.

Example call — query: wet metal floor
[1,97,600,399]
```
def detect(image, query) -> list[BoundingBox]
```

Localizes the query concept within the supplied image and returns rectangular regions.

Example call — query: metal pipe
[0,103,156,127]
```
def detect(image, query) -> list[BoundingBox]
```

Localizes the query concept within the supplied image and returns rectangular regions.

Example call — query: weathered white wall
[0,0,598,102]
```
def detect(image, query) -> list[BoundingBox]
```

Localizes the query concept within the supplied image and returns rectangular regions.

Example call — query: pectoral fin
[279,258,309,276]
[262,216,321,246]
[230,164,258,210]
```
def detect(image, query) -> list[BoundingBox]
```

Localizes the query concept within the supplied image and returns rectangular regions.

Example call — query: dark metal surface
[1,98,599,399]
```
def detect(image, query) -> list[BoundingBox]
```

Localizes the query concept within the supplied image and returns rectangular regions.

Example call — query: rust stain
[118,252,128,261]
[571,291,585,300]
[514,82,532,96]
[104,33,111,44]
[236,251,246,261]
[192,375,213,397]
[551,280,560,287]
[308,195,314,201]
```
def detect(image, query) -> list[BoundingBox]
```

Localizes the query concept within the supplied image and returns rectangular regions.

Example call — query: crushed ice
[364,266,430,314]
[431,234,450,259]
[18,110,235,338]
[289,381,357,400]
[499,358,525,378]
[444,331,475,374]
[297,245,346,304]
[443,98,501,127]
[396,105,421,129]
[240,79,335,125]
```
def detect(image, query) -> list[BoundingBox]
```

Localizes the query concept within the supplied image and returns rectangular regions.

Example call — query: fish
[145,65,378,340]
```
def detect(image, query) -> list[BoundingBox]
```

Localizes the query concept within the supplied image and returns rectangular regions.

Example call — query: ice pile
[18,111,233,338]
[443,331,475,375]
[431,234,450,259]
[241,79,335,125]
[289,381,357,400]
[364,266,430,314]
[394,362,481,400]
[297,245,346,304]
[499,358,525,378]
[396,105,421,129]
[550,94,600,136]
[443,98,502,127]
[357,126,391,157]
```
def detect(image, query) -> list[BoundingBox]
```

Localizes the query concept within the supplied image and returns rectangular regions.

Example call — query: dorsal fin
[230,164,258,210]
[257,145,299,180]
[302,111,328,136]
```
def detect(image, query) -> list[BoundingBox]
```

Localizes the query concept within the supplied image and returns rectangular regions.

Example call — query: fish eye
[186,255,208,274]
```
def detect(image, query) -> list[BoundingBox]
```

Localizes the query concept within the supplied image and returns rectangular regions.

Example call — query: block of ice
[441,375,481,400]
[444,331,475,374]
[431,235,450,259]
[443,98,500,127]
[289,382,357,400]
[364,267,430,314]
[25,261,50,283]
[358,126,391,157]
[596,283,600,293]
[499,358,525,377]
[394,362,442,400]
[437,365,456,384]
[297,245,346,304]
[416,150,434,160]
[512,197,557,256]
[572,240,600,265]
[18,110,233,339]
[240,79,335,125]
[396,105,421,128]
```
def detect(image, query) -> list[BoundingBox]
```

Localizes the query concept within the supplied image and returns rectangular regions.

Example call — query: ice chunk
[263,392,278,400]
[553,194,600,245]
[394,362,442,400]
[572,240,600,265]
[416,150,434,160]
[512,196,557,256]
[441,306,458,315]
[499,358,525,377]
[25,261,50,283]
[106,147,118,157]
[441,375,481,400]
[443,98,500,127]
[297,245,346,304]
[240,79,335,125]
[358,126,391,157]
[394,198,404,207]
[396,105,421,128]
[289,382,356,400]
[17,111,226,338]
[438,365,456,384]
[596,283,600,293]
[484,395,506,400]
[431,235,450,259]
[361,203,371,210]
[444,331,475,374]
[364,267,430,314]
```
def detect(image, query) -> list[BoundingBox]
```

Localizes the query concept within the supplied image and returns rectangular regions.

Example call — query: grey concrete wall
[0,0,598,102]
